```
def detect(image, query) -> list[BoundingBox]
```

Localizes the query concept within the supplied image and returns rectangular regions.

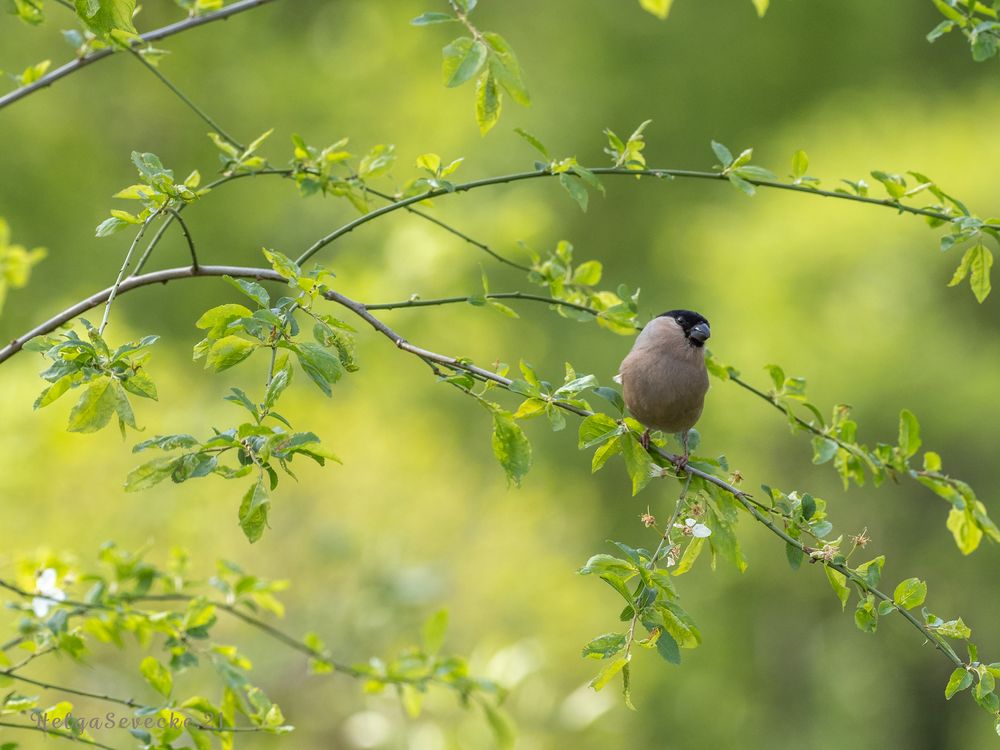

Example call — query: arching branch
[0,0,278,112]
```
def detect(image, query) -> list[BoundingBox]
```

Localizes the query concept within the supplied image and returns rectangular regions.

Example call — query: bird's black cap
[657,309,711,346]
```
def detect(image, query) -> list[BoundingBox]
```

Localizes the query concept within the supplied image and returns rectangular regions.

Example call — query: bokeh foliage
[2,1,1000,748]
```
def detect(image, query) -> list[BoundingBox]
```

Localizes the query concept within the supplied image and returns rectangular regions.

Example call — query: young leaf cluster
[414,0,530,135]
[290,134,395,211]
[525,240,640,333]
[26,320,159,435]
[98,151,205,238]
[708,355,1000,555]
[129,252,349,542]
[929,0,1000,61]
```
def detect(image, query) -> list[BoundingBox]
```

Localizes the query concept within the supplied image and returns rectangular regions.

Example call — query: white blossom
[31,568,66,618]
[674,517,711,538]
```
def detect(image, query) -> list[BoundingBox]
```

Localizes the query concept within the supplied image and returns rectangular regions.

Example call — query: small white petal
[684,518,697,528]
[31,597,51,618]
[36,568,57,590]
[665,556,676,567]
[50,588,66,603]
[692,523,712,538]
[612,373,623,385]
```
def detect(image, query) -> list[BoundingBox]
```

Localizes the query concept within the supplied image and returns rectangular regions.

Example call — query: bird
[615,309,711,463]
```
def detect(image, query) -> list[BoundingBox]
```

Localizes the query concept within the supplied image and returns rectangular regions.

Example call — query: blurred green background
[2,1,1000,748]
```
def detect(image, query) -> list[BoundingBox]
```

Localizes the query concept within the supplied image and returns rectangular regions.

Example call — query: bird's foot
[672,453,690,473]
[640,429,651,451]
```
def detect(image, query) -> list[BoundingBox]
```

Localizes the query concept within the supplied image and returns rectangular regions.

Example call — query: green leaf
[139,657,172,697]
[947,506,983,555]
[442,37,488,87]
[484,32,529,106]
[855,556,885,588]
[421,609,448,655]
[969,243,994,302]
[195,303,253,337]
[124,456,182,491]
[74,0,136,37]
[263,249,301,280]
[854,596,878,633]
[34,372,80,409]
[672,537,705,576]
[559,173,589,211]
[711,140,733,168]
[238,477,270,543]
[898,409,921,458]
[122,371,157,400]
[491,411,532,486]
[206,336,256,372]
[791,149,808,178]
[578,413,620,449]
[572,260,603,286]
[934,617,972,640]
[728,173,756,195]
[582,632,627,659]
[475,71,502,136]
[639,0,674,19]
[514,128,550,159]
[264,365,292,409]
[589,654,630,691]
[411,11,456,25]
[945,667,974,699]
[294,343,344,396]
[825,566,850,610]
[893,578,927,610]
[751,0,768,16]
[67,378,117,433]
[620,433,654,495]
[658,601,701,648]
[223,275,270,307]
[95,217,128,237]
[577,553,637,578]
[481,702,515,750]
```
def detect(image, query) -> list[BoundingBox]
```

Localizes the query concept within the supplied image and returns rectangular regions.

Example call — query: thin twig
[0,264,284,364]
[363,186,531,272]
[365,291,601,317]
[126,49,244,151]
[294,166,1000,266]
[0,0,279,112]
[166,208,199,269]
[98,209,164,335]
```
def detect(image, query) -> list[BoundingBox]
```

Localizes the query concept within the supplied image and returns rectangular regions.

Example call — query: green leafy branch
[266,282,997,729]
[707,355,1000,555]
[0,545,510,749]
[0,0,277,110]
[413,0,530,135]
[929,0,1000,60]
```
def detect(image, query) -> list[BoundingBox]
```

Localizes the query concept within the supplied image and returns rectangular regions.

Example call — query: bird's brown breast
[619,317,709,434]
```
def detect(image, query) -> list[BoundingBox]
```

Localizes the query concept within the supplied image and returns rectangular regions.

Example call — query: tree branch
[99,209,163,335]
[310,291,969,671]
[365,291,602,317]
[0,0,279,112]
[294,166,1000,265]
[126,48,244,151]
[0,265,284,364]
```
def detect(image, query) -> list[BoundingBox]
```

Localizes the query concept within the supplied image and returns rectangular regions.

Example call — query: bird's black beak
[689,322,711,344]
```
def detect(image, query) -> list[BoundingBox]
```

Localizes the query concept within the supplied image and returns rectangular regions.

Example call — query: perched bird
[615,309,711,461]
